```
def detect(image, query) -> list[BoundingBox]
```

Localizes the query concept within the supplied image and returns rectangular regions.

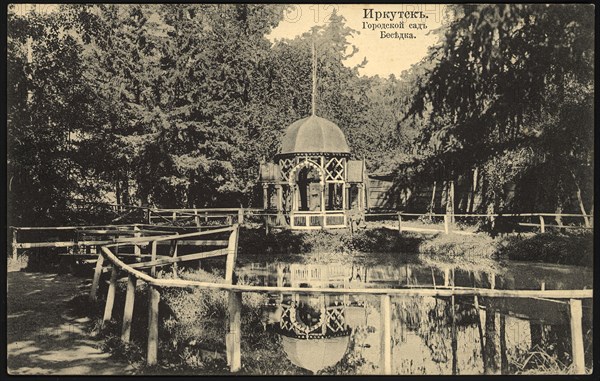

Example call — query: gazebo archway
[289,160,325,212]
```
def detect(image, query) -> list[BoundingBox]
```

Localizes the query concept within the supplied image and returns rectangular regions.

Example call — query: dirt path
[7,270,134,375]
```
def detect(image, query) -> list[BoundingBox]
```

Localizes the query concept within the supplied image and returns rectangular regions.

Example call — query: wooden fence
[364,212,593,235]
[95,231,591,374]
[6,207,593,374]
[9,223,208,261]
[9,210,593,262]
[148,208,246,226]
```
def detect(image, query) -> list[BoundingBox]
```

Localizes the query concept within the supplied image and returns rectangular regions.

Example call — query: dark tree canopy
[7,4,594,225]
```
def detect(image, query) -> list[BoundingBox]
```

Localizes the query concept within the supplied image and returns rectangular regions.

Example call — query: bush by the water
[496,231,593,267]
[239,227,423,263]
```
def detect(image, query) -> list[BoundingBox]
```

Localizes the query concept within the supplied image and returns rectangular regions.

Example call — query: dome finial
[311,30,317,116]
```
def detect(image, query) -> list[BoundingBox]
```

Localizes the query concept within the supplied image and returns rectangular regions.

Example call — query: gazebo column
[291,184,297,211]
[343,158,348,209]
[276,184,283,211]
[319,156,325,228]
[276,184,285,225]
[344,183,350,210]
[358,183,365,211]
[344,183,350,227]
[320,184,326,228]
[263,184,269,210]
[320,184,326,212]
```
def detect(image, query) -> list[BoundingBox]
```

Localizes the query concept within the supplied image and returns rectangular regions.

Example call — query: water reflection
[236,261,592,375]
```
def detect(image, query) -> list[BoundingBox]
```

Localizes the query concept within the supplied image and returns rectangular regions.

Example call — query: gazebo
[259,115,367,229]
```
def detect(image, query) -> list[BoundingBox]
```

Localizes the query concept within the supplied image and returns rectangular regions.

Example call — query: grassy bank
[238,227,592,267]
[9,228,591,276]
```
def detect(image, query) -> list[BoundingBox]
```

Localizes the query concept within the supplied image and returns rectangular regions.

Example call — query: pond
[233,258,593,375]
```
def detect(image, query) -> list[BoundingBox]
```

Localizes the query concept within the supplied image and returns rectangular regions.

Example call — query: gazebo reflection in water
[256,263,368,373]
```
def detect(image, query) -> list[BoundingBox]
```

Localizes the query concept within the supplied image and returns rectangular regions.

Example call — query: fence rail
[10,209,593,261]
[7,205,594,374]
[96,233,591,373]
[364,211,593,235]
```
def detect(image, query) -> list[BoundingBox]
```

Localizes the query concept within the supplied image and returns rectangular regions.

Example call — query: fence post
[539,215,545,233]
[569,299,585,374]
[444,214,450,234]
[397,213,402,234]
[484,307,499,374]
[89,253,105,302]
[170,237,178,277]
[121,274,137,342]
[500,313,508,374]
[225,225,240,284]
[238,208,244,225]
[102,266,118,323]
[194,209,200,227]
[380,294,392,374]
[473,295,486,367]
[451,293,457,375]
[147,285,160,366]
[133,225,141,262]
[150,241,158,277]
[11,227,18,261]
[226,291,242,372]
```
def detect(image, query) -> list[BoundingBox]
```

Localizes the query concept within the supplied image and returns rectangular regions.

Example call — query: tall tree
[401,4,594,214]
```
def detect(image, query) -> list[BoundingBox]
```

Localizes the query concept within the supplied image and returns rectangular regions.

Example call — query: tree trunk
[468,167,479,213]
[447,180,455,223]
[428,181,437,214]
[478,172,487,214]
[116,176,121,206]
[121,176,129,206]
[555,202,563,229]
[572,176,590,227]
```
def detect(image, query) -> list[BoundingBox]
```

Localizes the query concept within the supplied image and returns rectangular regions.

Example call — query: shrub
[496,231,593,266]
[418,233,497,258]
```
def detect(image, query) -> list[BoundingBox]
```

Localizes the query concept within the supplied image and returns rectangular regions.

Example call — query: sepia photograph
[5,2,595,376]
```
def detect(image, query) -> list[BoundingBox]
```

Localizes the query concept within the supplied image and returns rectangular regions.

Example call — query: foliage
[7,5,414,222]
[399,4,594,215]
[7,4,593,230]
[510,344,575,375]
[418,233,497,258]
[496,231,593,267]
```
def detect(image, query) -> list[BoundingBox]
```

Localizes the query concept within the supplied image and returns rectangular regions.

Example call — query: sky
[12,3,449,78]
[267,4,449,78]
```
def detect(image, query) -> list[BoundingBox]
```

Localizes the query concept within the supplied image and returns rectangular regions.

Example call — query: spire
[311,31,317,116]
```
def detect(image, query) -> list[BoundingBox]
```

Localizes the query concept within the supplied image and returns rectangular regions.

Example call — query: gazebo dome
[280,115,351,155]
[281,335,350,373]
